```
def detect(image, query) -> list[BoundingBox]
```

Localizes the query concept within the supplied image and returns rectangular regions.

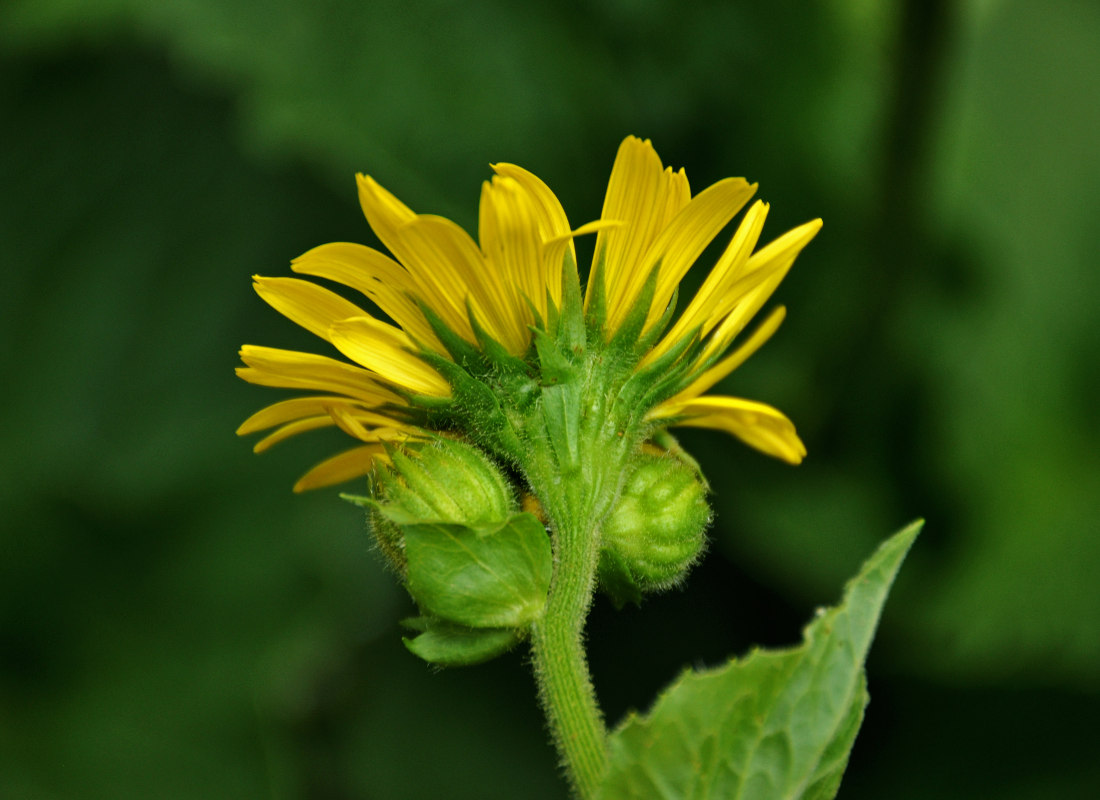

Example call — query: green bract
[375,438,515,525]
[598,453,711,607]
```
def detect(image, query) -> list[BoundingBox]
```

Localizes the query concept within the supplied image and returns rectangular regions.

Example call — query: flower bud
[366,438,516,572]
[598,453,711,607]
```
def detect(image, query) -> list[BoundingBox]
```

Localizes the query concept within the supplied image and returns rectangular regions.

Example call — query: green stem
[518,362,634,797]
[530,509,607,799]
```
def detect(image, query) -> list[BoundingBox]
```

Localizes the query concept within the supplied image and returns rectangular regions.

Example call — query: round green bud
[367,438,517,572]
[598,453,711,607]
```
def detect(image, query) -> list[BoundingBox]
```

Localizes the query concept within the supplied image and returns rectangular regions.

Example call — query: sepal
[605,262,660,357]
[533,327,580,387]
[554,249,586,353]
[616,326,702,413]
[467,299,531,375]
[635,285,679,354]
[417,300,487,371]
[414,352,524,457]
[584,247,609,342]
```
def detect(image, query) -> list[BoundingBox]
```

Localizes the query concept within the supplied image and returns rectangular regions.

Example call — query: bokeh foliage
[1,0,1098,797]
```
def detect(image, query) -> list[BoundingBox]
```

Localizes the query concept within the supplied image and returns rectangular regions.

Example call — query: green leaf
[402,618,523,667]
[798,672,867,800]
[598,521,921,800]
[403,512,552,629]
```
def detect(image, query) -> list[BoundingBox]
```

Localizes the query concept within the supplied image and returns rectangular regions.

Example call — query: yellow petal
[664,307,786,406]
[328,316,451,397]
[654,396,806,464]
[253,276,370,343]
[406,213,531,352]
[237,395,386,435]
[740,217,823,280]
[246,405,414,452]
[358,171,524,350]
[237,345,401,405]
[591,137,690,316]
[290,242,442,351]
[356,175,475,340]
[699,218,823,359]
[325,404,415,443]
[253,415,338,453]
[491,162,572,241]
[630,177,756,332]
[357,173,417,238]
[478,177,542,347]
[491,162,574,310]
[293,444,391,493]
[645,201,769,364]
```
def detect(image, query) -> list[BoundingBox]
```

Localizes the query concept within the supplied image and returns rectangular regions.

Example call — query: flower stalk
[518,365,637,796]
[530,512,608,798]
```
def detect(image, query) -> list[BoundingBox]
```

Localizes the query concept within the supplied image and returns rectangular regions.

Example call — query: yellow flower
[237,136,820,491]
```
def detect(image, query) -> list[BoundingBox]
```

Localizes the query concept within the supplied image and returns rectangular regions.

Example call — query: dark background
[2,0,1098,797]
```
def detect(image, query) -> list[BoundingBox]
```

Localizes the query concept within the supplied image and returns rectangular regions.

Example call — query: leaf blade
[598,521,921,800]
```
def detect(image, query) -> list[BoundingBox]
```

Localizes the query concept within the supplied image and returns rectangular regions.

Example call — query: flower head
[237,136,820,491]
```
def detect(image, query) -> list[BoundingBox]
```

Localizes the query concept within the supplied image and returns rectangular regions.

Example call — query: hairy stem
[519,360,635,797]
[530,508,607,799]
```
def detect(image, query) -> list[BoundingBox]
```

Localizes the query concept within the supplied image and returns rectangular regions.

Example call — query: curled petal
[653,395,806,464]
[237,396,378,435]
[253,415,339,453]
[325,404,414,443]
[293,444,391,493]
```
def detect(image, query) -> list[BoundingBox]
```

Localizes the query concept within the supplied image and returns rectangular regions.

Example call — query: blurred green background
[2,0,1098,797]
